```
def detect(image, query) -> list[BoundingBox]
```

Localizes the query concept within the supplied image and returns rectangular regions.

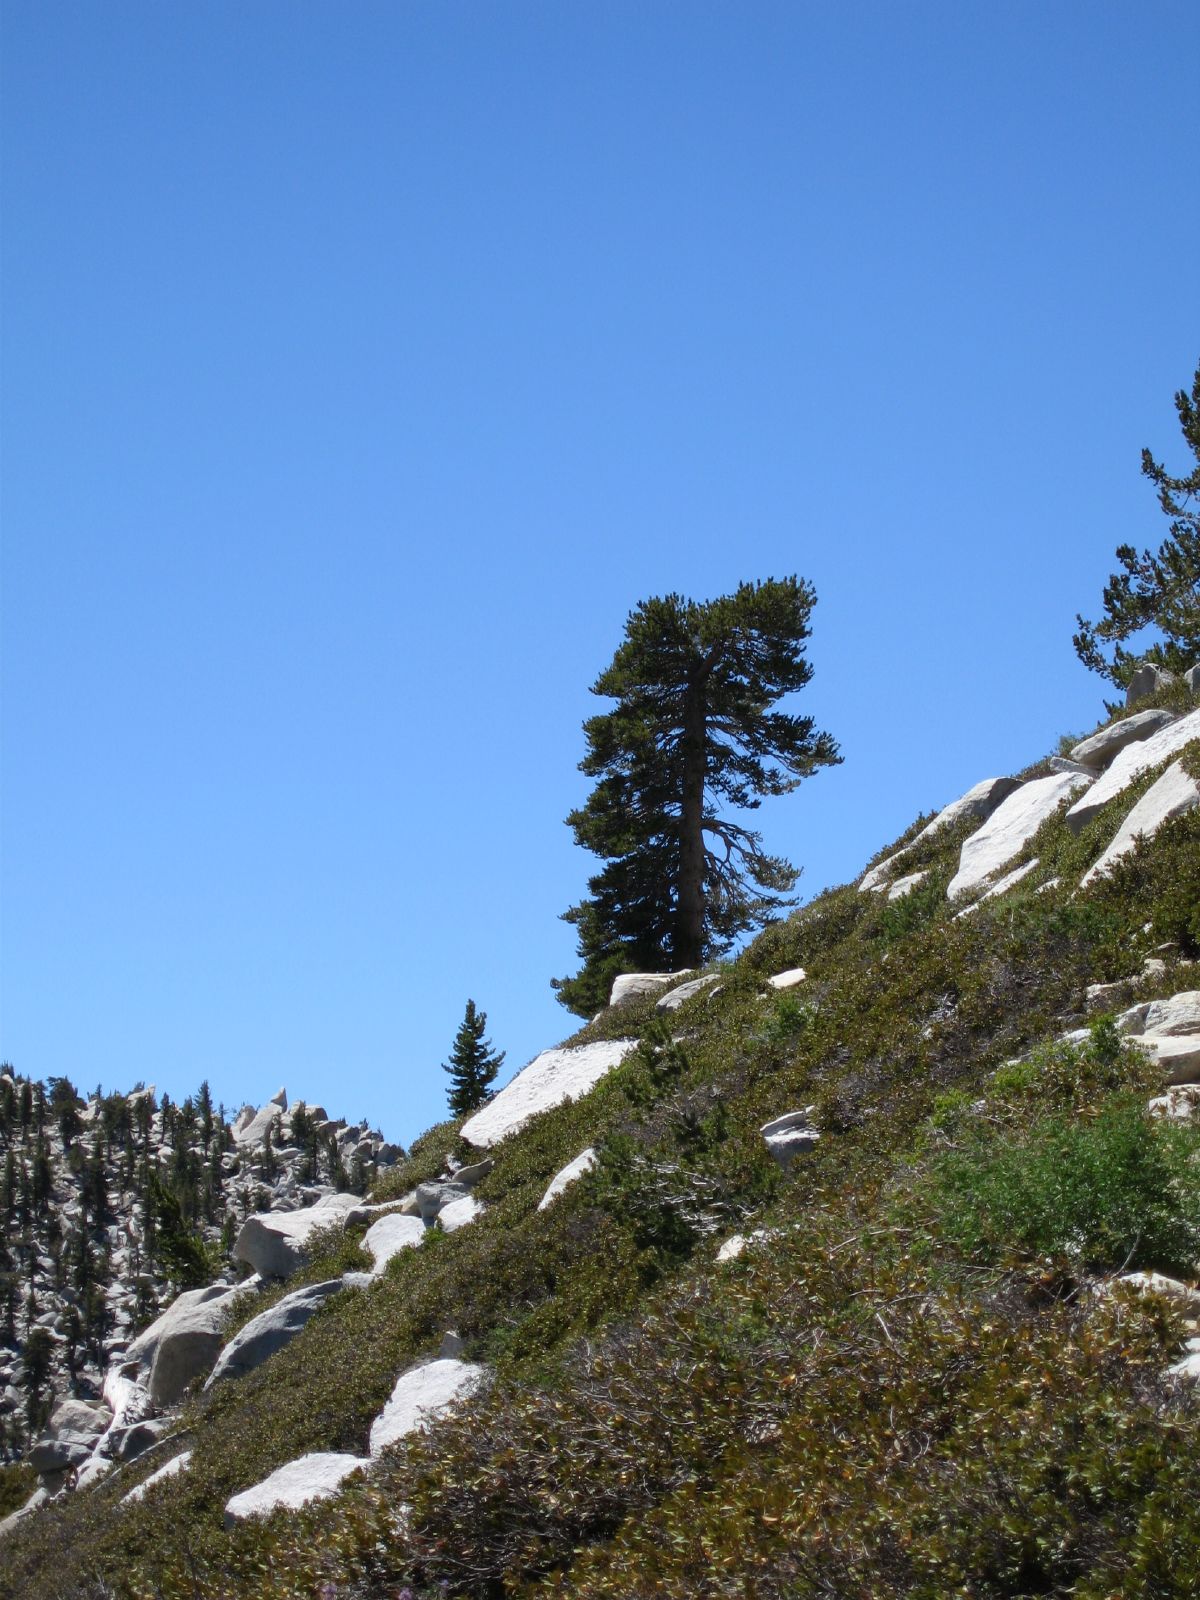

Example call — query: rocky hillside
[2,671,1199,1600]
[0,1078,402,1471]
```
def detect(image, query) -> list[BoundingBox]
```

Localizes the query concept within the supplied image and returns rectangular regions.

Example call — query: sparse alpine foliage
[554,578,841,1016]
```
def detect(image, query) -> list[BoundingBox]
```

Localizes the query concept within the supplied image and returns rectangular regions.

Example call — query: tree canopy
[553,578,840,1017]
[1075,359,1200,684]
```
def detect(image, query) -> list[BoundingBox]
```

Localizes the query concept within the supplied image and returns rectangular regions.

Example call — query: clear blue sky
[2,1,1197,1146]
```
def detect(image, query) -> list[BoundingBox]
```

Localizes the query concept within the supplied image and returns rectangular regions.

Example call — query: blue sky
[2,1,1197,1146]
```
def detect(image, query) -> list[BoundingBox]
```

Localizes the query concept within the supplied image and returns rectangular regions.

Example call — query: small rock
[887,870,928,901]
[1130,1033,1200,1085]
[1147,1084,1200,1121]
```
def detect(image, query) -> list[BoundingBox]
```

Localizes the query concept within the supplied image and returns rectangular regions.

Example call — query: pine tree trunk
[677,682,707,968]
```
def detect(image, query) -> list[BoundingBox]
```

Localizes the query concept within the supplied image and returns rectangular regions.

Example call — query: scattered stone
[656,974,722,1011]
[1067,707,1200,833]
[0,1486,48,1539]
[415,1181,470,1222]
[369,1358,488,1456]
[1080,760,1200,884]
[102,1417,171,1463]
[609,972,692,1007]
[948,773,1092,900]
[1185,663,1200,693]
[29,1431,96,1474]
[233,1193,361,1279]
[362,1213,426,1274]
[124,1450,193,1504]
[1069,709,1179,770]
[205,1279,344,1389]
[537,1148,598,1211]
[460,1039,638,1149]
[438,1331,465,1359]
[760,1109,820,1169]
[224,1452,366,1523]
[1123,991,1200,1037]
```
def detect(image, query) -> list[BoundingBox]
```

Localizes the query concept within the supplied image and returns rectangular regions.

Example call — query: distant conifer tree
[442,1000,505,1116]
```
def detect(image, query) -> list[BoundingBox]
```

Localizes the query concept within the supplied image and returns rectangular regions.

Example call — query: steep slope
[2,678,1200,1599]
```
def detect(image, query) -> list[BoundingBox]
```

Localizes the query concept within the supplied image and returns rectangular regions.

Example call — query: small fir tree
[442,1000,505,1116]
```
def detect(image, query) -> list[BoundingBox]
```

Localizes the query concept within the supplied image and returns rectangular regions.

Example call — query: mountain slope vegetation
[3,684,1200,1600]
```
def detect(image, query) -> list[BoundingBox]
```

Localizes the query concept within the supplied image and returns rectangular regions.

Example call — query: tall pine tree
[554,578,840,1017]
[442,1001,505,1116]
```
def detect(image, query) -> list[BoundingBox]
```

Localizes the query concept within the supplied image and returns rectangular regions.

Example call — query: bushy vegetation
[3,714,1200,1598]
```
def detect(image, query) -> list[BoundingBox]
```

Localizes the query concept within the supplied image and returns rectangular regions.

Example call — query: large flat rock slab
[233,1193,361,1279]
[124,1450,193,1504]
[460,1039,638,1148]
[1081,760,1200,885]
[1070,709,1178,770]
[369,1358,488,1456]
[1066,707,1200,833]
[948,772,1092,900]
[224,1452,366,1523]
[205,1278,344,1389]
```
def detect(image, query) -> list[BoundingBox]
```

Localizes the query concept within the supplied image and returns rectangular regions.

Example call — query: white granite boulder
[1130,1034,1200,1086]
[656,974,721,1011]
[609,973,692,1006]
[437,1194,484,1232]
[1148,1084,1200,1121]
[232,1087,289,1147]
[760,1109,820,1169]
[369,1357,488,1456]
[233,1193,360,1279]
[947,772,1092,900]
[1066,707,1200,833]
[537,1148,598,1211]
[766,967,807,991]
[887,870,929,901]
[362,1213,426,1274]
[460,1039,638,1149]
[224,1452,366,1523]
[204,1278,344,1389]
[1070,709,1178,770]
[1126,662,1176,706]
[124,1450,193,1504]
[1080,760,1200,885]
[125,1284,241,1407]
[859,778,1022,892]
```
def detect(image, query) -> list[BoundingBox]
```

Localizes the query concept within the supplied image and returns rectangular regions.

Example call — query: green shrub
[932,1098,1200,1274]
